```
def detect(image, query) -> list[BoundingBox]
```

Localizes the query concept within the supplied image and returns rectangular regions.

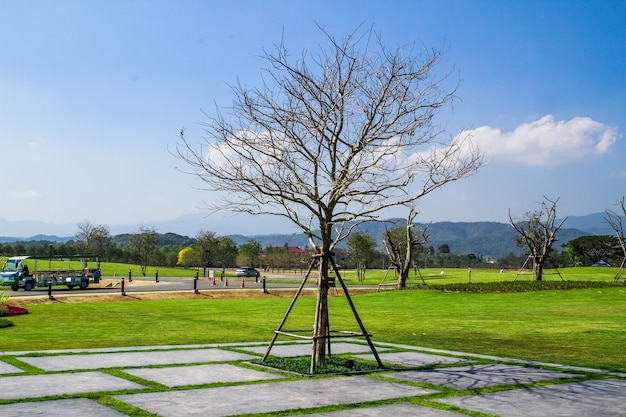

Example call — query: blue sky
[1,0,624,236]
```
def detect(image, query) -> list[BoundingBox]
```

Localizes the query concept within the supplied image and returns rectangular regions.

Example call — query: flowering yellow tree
[177,247,194,267]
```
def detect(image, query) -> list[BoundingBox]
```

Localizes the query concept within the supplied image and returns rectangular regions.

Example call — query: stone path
[17,348,257,371]
[0,341,625,417]
[380,363,578,389]
[116,376,435,417]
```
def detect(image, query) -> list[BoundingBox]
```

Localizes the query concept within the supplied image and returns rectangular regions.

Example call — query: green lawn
[338,266,621,286]
[3,283,625,373]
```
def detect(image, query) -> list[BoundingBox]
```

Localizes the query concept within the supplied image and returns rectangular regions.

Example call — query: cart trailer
[0,255,100,291]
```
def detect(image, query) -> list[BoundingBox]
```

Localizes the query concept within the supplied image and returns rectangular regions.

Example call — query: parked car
[235,267,260,278]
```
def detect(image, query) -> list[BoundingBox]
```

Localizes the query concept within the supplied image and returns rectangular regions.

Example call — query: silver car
[235,267,260,278]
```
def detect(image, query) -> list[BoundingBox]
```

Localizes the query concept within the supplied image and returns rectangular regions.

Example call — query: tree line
[6,214,621,280]
[0,218,620,277]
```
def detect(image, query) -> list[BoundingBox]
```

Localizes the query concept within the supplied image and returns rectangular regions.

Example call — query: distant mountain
[0,218,75,238]
[0,212,297,238]
[558,213,615,236]
[0,234,75,244]
[229,219,590,259]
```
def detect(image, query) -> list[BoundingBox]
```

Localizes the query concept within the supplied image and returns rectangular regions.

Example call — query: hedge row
[415,280,626,293]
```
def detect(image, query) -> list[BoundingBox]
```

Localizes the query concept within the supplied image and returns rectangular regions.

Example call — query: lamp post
[468,253,476,283]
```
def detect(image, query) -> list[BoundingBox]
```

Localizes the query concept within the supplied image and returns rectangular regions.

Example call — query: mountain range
[0,212,619,260]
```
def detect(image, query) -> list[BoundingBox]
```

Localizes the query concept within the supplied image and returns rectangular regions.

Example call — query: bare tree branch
[605,196,626,256]
[176,27,482,251]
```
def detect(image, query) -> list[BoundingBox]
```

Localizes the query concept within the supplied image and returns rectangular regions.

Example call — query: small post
[193,271,199,294]
[155,270,159,283]
[121,277,126,296]
[262,277,267,293]
[128,269,132,282]
[47,280,54,300]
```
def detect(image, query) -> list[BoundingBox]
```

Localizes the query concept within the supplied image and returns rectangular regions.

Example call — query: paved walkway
[1,340,625,417]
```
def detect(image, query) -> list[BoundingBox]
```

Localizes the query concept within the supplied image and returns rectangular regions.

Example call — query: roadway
[3,275,314,298]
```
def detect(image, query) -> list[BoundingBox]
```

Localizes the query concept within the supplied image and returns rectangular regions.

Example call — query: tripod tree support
[262,252,383,373]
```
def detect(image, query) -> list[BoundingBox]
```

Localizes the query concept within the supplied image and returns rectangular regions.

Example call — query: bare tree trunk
[397,220,415,289]
[357,263,366,282]
[397,268,410,288]
[534,256,544,281]
[313,252,330,364]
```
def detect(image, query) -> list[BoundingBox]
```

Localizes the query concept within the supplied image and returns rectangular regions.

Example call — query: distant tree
[74,220,111,258]
[176,26,482,366]
[191,231,216,268]
[562,235,621,266]
[509,196,566,281]
[192,231,238,272]
[128,227,159,277]
[215,236,238,269]
[262,244,301,270]
[496,252,525,270]
[383,210,428,289]
[346,231,377,281]
[238,239,262,267]
[437,244,450,254]
[154,244,184,267]
[605,196,626,279]
[12,243,26,255]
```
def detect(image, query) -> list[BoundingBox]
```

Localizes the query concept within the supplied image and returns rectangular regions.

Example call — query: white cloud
[463,115,619,167]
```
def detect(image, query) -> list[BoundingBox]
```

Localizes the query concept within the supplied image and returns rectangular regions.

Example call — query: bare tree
[605,197,626,280]
[177,26,482,365]
[74,220,111,258]
[128,227,159,277]
[383,210,429,289]
[509,197,567,281]
[346,231,377,281]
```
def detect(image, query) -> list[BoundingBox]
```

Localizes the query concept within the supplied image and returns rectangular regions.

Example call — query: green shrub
[256,355,380,375]
[417,280,626,293]
[0,292,8,316]
[0,318,14,328]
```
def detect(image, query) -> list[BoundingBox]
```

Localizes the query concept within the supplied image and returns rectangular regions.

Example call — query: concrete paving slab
[124,363,283,387]
[354,351,469,367]
[18,348,257,371]
[0,398,128,417]
[0,360,22,374]
[242,342,385,357]
[305,402,466,416]
[368,341,626,378]
[116,375,437,417]
[437,378,626,417]
[3,342,272,356]
[0,371,145,400]
[382,364,578,389]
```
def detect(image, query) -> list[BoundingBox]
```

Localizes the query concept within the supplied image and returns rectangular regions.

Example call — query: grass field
[3,266,625,373]
[1,254,621,283]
